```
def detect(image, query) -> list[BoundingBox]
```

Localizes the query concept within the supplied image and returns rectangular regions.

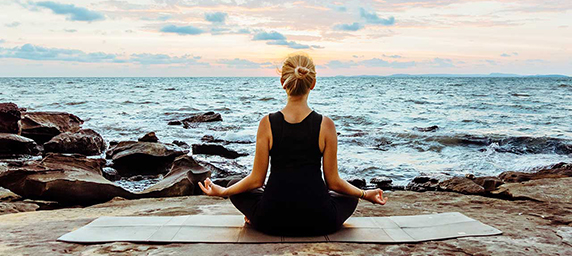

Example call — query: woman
[199,52,387,236]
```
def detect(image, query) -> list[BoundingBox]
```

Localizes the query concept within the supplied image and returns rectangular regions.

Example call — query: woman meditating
[199,52,388,236]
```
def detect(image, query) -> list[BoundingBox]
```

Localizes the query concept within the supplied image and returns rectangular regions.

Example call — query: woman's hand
[198,178,227,197]
[364,189,388,205]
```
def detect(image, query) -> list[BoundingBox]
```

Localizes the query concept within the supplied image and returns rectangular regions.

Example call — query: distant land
[335,73,569,78]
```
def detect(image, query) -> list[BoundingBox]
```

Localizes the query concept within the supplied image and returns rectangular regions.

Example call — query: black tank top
[254,110,336,236]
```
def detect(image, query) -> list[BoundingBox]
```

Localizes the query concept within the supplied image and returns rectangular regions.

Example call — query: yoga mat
[57,212,502,244]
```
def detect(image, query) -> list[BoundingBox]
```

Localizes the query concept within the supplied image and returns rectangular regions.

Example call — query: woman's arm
[199,115,271,197]
[321,116,387,205]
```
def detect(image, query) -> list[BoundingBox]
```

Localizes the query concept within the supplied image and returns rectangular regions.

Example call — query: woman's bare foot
[244,216,251,225]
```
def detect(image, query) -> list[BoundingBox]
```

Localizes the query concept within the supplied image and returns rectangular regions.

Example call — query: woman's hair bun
[294,66,309,79]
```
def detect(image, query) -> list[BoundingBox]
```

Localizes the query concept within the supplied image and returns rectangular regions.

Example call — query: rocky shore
[1,102,571,255]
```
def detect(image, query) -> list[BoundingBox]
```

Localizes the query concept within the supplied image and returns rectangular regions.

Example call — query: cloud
[428,58,455,68]
[252,31,286,41]
[205,12,228,23]
[359,8,395,25]
[267,40,311,49]
[32,1,105,22]
[501,52,519,57]
[0,39,5,44]
[64,29,77,33]
[331,5,347,12]
[160,25,204,35]
[217,58,272,69]
[5,22,21,27]
[383,54,402,59]
[0,43,206,66]
[333,22,363,31]
[326,58,415,69]
[130,53,206,65]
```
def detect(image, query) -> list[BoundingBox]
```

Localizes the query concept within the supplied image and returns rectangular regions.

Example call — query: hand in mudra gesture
[198,178,226,197]
[363,188,388,205]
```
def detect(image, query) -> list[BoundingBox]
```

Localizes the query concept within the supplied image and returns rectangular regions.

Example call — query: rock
[406,176,440,192]
[20,111,83,143]
[491,177,572,204]
[182,112,222,123]
[0,153,135,205]
[499,163,572,183]
[108,140,188,176]
[200,135,253,145]
[195,159,243,179]
[167,120,182,126]
[172,140,190,149]
[438,177,485,195]
[0,102,21,134]
[0,187,21,201]
[141,155,211,196]
[191,144,247,159]
[43,129,105,156]
[0,201,39,215]
[473,176,504,192]
[138,132,158,143]
[465,173,475,179]
[413,125,439,132]
[0,133,41,157]
[102,167,120,181]
[369,177,393,190]
[347,177,366,189]
[201,135,224,143]
[212,174,248,187]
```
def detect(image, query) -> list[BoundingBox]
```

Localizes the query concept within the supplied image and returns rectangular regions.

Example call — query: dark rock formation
[0,103,21,134]
[212,174,248,187]
[347,177,366,189]
[406,176,440,192]
[499,162,572,183]
[172,140,190,149]
[43,129,105,156]
[438,176,485,195]
[142,155,211,196]
[20,112,83,143]
[413,125,439,132]
[192,144,247,159]
[138,132,158,143]
[107,140,188,176]
[0,153,134,205]
[201,135,253,145]
[182,112,222,123]
[370,177,393,190]
[0,133,41,157]
[167,120,182,126]
[102,167,120,181]
[472,176,504,192]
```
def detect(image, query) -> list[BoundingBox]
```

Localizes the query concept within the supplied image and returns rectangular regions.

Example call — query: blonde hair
[279,52,316,96]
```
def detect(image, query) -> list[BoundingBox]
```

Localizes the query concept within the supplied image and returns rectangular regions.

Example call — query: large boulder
[43,129,105,156]
[182,112,222,123]
[108,141,188,176]
[20,112,83,143]
[0,103,21,134]
[191,144,247,159]
[141,155,211,196]
[438,176,485,195]
[405,176,440,192]
[0,153,135,205]
[0,133,41,158]
[499,162,572,182]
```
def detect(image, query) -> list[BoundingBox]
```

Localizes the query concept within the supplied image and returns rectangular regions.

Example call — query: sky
[0,0,571,77]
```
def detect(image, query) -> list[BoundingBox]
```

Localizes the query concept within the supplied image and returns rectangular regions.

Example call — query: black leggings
[227,178,359,236]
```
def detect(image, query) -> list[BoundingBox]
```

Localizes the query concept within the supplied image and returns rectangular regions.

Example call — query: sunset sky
[0,0,571,77]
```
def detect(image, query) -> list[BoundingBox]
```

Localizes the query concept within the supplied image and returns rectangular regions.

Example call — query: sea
[2,77,571,187]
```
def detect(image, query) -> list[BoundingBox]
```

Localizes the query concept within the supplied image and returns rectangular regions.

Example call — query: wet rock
[195,159,243,179]
[438,176,485,195]
[473,176,504,192]
[107,140,188,176]
[167,120,182,126]
[201,135,252,145]
[406,176,440,192]
[0,102,21,134]
[102,167,120,181]
[499,163,572,183]
[138,132,158,143]
[43,129,105,156]
[141,155,211,196]
[0,153,134,205]
[0,133,41,157]
[347,177,366,189]
[369,177,393,190]
[465,173,475,179]
[493,136,572,155]
[172,140,189,149]
[182,112,222,123]
[192,144,247,159]
[20,112,83,143]
[414,125,439,132]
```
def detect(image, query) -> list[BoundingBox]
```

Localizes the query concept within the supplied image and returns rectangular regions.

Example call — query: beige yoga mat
[57,212,502,244]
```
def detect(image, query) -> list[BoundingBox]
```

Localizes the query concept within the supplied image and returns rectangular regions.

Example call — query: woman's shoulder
[317,113,336,130]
